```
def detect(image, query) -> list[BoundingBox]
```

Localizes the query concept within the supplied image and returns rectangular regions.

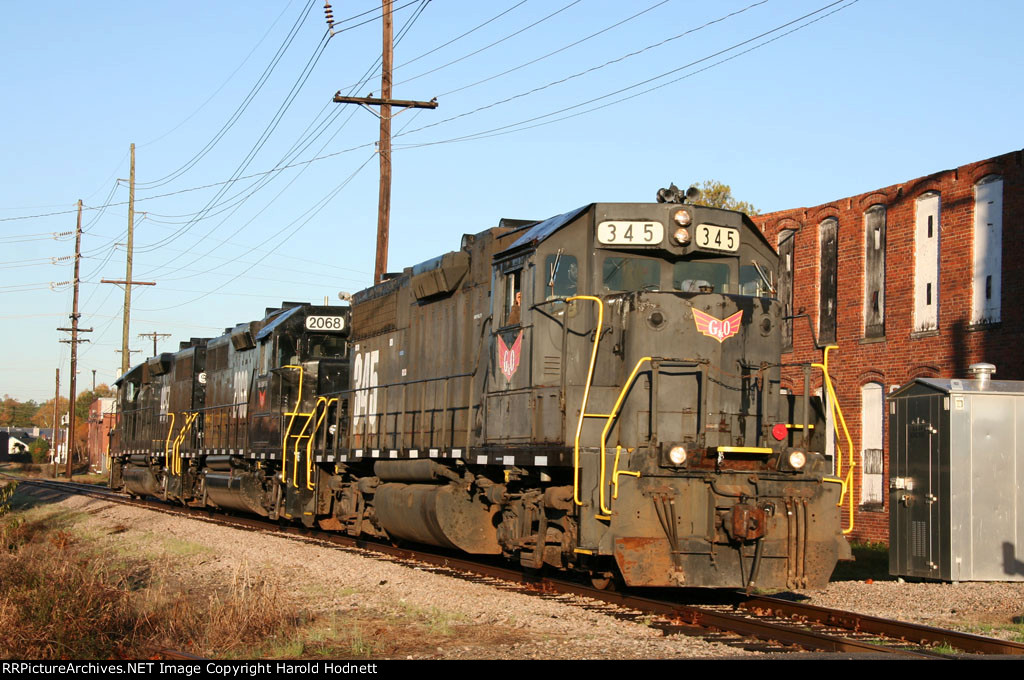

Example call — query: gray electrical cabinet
[888,372,1024,581]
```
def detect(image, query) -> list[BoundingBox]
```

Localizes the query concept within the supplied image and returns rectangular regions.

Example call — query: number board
[695,224,739,252]
[305,315,346,332]
[597,221,664,246]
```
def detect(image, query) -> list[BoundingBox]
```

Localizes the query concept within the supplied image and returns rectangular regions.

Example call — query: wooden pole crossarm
[332,94,437,109]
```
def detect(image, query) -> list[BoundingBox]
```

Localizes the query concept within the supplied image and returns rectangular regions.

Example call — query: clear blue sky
[1,0,1021,401]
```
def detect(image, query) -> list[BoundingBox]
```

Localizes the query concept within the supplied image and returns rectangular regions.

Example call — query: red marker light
[771,423,788,441]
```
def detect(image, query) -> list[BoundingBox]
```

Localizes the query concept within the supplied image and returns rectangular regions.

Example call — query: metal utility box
[888,372,1024,581]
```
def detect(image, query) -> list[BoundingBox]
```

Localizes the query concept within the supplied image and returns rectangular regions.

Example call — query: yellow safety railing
[171,412,199,476]
[568,295,604,507]
[593,357,653,516]
[281,365,315,487]
[611,445,640,500]
[813,345,856,535]
[304,397,337,491]
[573,352,652,518]
[163,412,176,464]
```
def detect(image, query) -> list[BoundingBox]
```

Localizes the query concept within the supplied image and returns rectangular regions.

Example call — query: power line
[436,0,673,98]
[398,1,859,148]
[394,0,771,139]
[394,0,584,87]
[136,0,319,190]
[137,153,375,312]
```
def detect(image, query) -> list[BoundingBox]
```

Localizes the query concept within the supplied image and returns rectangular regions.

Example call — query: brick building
[756,149,1023,542]
[87,397,116,473]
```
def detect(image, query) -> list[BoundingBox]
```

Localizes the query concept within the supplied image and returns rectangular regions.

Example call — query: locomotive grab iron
[110,191,850,589]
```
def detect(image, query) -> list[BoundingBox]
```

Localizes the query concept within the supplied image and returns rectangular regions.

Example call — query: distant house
[0,427,41,461]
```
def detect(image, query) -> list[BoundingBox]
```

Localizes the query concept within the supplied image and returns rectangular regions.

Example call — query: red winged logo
[258,388,266,408]
[692,308,743,343]
[497,330,523,381]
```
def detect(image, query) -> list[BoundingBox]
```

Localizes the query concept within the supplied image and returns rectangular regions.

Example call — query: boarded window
[818,218,838,345]
[863,206,886,338]
[914,193,941,331]
[777,230,796,351]
[815,386,836,476]
[972,176,1003,324]
[860,382,884,507]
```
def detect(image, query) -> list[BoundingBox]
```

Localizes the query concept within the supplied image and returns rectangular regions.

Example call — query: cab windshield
[673,261,730,294]
[602,256,660,291]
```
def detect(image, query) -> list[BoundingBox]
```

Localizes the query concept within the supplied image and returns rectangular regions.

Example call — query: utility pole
[139,331,172,358]
[57,200,93,479]
[332,0,437,284]
[52,368,60,475]
[92,369,96,392]
[103,143,155,375]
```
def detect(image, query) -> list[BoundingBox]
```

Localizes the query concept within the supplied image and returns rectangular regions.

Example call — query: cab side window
[544,254,578,299]
[504,270,522,326]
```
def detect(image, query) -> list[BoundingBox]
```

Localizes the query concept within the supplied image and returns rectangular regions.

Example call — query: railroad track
[7,473,1024,658]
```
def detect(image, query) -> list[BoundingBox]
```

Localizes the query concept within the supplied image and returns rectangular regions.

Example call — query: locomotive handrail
[612,444,640,500]
[567,295,604,507]
[280,364,314,487]
[171,412,199,476]
[163,412,176,463]
[813,345,856,535]
[304,397,337,491]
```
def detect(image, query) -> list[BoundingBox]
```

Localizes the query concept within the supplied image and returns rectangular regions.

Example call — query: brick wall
[757,149,1024,542]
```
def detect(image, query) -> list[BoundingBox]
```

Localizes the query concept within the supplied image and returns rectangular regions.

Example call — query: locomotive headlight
[328,424,337,436]
[673,227,691,245]
[787,450,807,470]
[661,442,690,468]
[673,209,692,226]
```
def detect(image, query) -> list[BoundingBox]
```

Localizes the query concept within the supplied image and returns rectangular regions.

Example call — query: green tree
[689,180,759,216]
[28,438,51,464]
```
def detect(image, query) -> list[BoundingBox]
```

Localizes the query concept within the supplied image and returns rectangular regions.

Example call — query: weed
[0,482,16,515]
[831,541,892,582]
[0,511,305,659]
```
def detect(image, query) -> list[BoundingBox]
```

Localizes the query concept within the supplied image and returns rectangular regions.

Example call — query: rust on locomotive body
[108,192,848,589]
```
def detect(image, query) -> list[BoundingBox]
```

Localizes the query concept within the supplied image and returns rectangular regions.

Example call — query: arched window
[863,206,886,338]
[777,229,796,351]
[818,218,838,345]
[914,192,941,331]
[860,382,884,508]
[972,175,1003,324]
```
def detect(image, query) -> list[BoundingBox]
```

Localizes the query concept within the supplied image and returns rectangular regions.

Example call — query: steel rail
[739,594,1024,656]
[6,474,1017,657]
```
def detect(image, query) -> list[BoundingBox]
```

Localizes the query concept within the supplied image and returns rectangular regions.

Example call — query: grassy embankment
[0,481,489,659]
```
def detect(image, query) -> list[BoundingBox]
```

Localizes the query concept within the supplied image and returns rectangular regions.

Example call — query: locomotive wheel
[589,571,619,591]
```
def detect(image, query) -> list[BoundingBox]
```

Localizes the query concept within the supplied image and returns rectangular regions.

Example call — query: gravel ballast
[10,484,1024,657]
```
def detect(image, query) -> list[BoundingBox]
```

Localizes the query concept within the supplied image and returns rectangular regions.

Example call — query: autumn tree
[689,180,759,216]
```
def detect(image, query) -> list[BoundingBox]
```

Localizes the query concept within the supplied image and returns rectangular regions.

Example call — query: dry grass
[0,511,303,659]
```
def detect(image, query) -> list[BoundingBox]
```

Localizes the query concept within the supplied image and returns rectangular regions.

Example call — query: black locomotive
[110,193,849,589]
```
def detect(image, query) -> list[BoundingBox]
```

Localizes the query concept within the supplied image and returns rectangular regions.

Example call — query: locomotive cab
[485,200,846,588]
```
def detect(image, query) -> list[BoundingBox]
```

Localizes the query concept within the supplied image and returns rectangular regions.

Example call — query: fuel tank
[373,482,500,554]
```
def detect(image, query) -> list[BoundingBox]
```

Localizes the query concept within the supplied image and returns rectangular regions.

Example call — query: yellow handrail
[595,356,652,515]
[280,364,311,487]
[612,445,640,501]
[567,295,604,507]
[305,397,338,491]
[172,412,198,476]
[164,412,176,465]
[812,345,856,535]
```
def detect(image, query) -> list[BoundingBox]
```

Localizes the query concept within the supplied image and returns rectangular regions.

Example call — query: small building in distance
[87,397,116,473]
[756,149,1022,542]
